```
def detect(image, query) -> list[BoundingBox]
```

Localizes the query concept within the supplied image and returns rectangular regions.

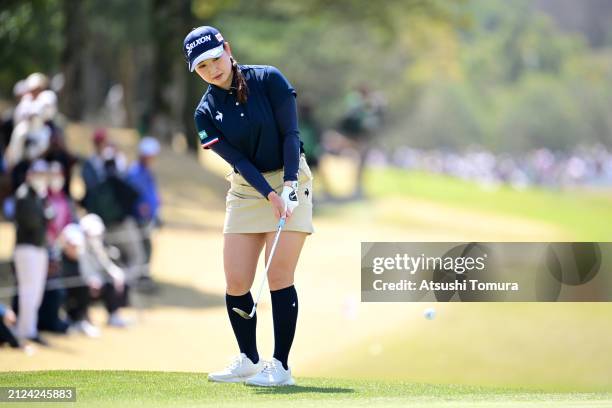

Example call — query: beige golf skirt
[223,154,314,234]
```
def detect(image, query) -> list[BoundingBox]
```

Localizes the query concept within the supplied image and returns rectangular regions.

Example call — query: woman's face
[194,43,233,89]
[49,171,65,193]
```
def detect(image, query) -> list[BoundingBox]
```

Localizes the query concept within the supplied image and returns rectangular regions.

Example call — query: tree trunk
[60,0,87,120]
[149,0,198,152]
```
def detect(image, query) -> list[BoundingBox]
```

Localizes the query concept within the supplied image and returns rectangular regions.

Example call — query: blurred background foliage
[1,0,612,152]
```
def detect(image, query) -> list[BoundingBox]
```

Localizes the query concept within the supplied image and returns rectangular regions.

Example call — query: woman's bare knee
[268,271,293,290]
[226,281,252,295]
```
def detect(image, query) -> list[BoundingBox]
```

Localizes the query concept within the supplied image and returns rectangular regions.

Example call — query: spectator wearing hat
[81,130,128,192]
[4,75,58,185]
[43,129,78,199]
[127,137,161,290]
[13,160,51,345]
[82,148,148,292]
[12,78,35,128]
[25,73,49,100]
[81,128,110,191]
[6,74,55,171]
[58,223,101,337]
[78,214,130,327]
[4,100,51,173]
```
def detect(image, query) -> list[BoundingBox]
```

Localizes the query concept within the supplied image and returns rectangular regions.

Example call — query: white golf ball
[423,308,436,320]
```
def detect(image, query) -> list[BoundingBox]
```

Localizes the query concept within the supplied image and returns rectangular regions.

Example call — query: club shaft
[253,218,285,306]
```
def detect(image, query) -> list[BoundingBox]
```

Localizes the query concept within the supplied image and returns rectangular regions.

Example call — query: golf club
[232,215,286,319]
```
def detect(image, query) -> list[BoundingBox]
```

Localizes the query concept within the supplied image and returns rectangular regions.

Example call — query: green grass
[314,303,612,393]
[365,168,612,240]
[0,371,610,408]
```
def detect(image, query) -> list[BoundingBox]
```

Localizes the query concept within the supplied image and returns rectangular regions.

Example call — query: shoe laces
[228,355,246,370]
[262,360,280,374]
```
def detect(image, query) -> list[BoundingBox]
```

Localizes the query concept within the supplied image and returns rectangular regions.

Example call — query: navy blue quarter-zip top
[195,65,304,198]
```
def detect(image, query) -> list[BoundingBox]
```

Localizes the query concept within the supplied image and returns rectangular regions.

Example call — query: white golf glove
[280,181,299,215]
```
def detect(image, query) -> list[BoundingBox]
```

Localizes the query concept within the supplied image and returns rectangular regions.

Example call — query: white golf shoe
[208,353,264,383]
[245,358,295,386]
[70,320,101,338]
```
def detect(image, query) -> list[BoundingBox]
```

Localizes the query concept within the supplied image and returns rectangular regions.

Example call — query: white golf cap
[189,44,224,72]
[26,72,49,91]
[139,136,160,157]
[61,223,85,247]
[28,159,49,174]
[80,213,106,236]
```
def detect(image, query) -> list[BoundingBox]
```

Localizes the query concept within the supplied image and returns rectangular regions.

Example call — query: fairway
[364,168,612,240]
[0,371,610,408]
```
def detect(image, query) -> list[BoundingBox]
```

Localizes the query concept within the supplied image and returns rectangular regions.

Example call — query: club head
[232,307,255,320]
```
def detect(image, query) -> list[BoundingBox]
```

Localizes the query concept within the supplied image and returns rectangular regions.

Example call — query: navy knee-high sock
[226,292,259,364]
[271,285,298,370]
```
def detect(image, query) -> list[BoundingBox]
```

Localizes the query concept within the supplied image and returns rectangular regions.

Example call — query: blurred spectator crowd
[365,145,612,189]
[0,73,162,351]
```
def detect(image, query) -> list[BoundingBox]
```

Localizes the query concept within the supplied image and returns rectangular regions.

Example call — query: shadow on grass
[249,385,355,395]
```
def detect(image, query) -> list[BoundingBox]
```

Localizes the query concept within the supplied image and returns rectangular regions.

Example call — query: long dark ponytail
[230,55,248,104]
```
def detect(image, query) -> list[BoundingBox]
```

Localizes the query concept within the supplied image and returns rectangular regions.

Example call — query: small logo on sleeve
[198,129,219,148]
[215,111,223,122]
[198,130,208,142]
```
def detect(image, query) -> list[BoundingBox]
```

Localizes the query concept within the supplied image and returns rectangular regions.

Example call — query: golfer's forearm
[233,158,275,199]
[209,139,275,199]
[276,96,300,182]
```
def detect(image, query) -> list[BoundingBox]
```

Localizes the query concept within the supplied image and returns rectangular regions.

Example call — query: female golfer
[183,26,314,386]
